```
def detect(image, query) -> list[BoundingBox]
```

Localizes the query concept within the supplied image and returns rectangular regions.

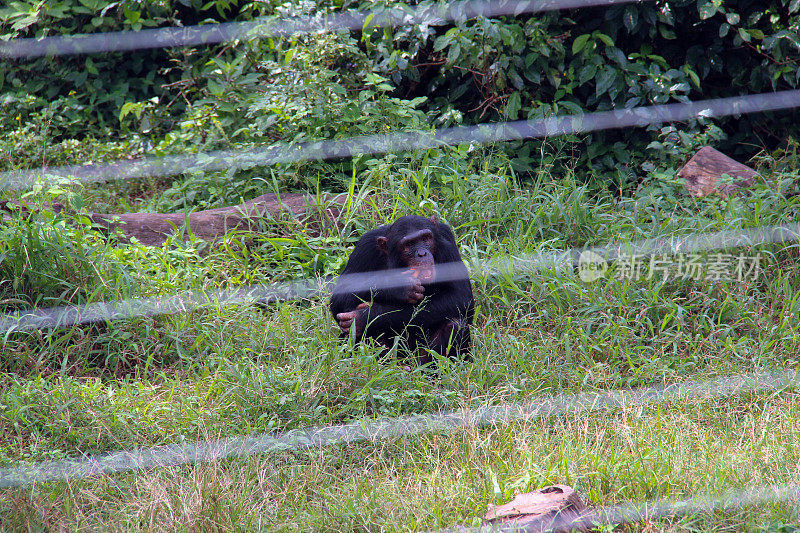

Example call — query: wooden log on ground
[89,192,349,246]
[679,146,760,197]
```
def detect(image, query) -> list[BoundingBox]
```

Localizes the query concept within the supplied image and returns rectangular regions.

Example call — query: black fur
[330,215,474,365]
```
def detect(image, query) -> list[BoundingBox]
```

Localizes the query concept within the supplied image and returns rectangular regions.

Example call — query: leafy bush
[357,0,800,187]
[0,210,108,309]
[2,0,799,196]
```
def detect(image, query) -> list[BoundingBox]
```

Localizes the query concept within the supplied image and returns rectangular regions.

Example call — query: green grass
[2,151,800,531]
[3,396,800,531]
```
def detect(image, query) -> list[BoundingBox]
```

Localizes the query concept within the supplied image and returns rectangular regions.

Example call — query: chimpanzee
[330,215,474,365]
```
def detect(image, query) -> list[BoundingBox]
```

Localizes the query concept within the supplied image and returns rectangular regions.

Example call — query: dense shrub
[1,0,798,191]
[361,0,800,183]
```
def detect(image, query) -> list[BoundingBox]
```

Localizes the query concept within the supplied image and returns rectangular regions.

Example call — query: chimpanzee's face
[377,218,439,282]
[400,226,434,264]
[393,228,435,282]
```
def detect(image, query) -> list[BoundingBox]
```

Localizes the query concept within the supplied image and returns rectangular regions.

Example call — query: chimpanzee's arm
[329,228,388,317]
[410,278,474,327]
[357,278,473,336]
[359,302,415,337]
[331,269,420,312]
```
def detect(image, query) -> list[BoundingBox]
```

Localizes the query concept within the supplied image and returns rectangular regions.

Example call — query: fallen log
[88,193,349,246]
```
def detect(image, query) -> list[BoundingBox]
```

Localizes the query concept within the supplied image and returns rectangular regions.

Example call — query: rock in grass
[484,484,589,531]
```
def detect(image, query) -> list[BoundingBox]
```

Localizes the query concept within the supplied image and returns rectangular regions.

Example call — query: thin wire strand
[0,0,646,59]
[0,368,796,488]
[2,222,797,334]
[468,483,800,532]
[3,89,798,191]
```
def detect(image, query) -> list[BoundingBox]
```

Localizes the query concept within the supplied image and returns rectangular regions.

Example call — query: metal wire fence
[2,0,799,529]
[2,368,796,488]
[0,0,646,58]
[3,89,800,190]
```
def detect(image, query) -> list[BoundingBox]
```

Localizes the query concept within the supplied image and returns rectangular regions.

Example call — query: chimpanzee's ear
[430,215,438,225]
[376,236,388,254]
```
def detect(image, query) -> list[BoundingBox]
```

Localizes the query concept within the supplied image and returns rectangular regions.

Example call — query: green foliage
[5,0,799,196]
[144,32,431,206]
[0,93,147,172]
[361,0,800,188]
[0,210,107,309]
[0,0,292,146]
[1,2,170,137]
[4,5,800,529]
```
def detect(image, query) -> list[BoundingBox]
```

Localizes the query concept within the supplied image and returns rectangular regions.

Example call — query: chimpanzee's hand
[336,302,369,335]
[402,270,425,304]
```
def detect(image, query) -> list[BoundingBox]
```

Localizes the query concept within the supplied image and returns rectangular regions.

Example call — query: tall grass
[2,150,800,530]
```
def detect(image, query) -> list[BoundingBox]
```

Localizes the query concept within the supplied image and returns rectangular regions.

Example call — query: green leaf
[84,57,98,75]
[607,47,628,66]
[572,33,590,55]
[595,68,615,96]
[623,6,638,31]
[207,79,223,95]
[123,7,140,23]
[364,72,387,84]
[446,43,461,63]
[508,70,524,90]
[558,100,583,114]
[433,28,457,52]
[505,92,521,120]
[747,29,764,40]
[725,12,740,24]
[595,32,614,46]
[658,25,677,39]
[119,102,137,121]
[524,69,542,84]
[362,12,375,31]
[68,193,85,211]
[551,70,561,89]
[698,2,718,20]
[737,27,751,42]
[579,63,597,84]
[685,67,701,88]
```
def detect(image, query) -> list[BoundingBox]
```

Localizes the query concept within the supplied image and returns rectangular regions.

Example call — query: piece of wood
[484,485,590,532]
[89,192,349,246]
[679,146,759,197]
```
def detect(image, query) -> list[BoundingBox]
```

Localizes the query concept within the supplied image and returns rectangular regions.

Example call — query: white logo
[578,250,607,282]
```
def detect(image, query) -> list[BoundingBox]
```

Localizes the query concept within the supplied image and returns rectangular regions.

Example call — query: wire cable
[0,0,647,59]
[0,368,796,488]
[2,222,797,334]
[460,483,800,532]
[3,89,799,191]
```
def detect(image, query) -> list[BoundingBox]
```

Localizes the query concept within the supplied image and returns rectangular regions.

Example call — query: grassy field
[2,154,800,531]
